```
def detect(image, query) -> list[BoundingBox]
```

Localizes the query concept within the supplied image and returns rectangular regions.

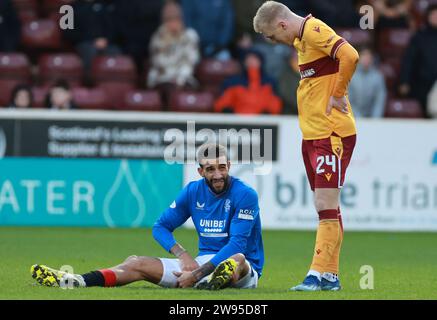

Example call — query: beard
[206,175,230,194]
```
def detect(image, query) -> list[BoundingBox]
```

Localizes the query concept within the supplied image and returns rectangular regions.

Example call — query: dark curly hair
[9,84,33,108]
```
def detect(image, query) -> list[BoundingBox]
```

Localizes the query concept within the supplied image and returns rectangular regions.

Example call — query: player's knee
[128,256,155,274]
[124,255,138,263]
[314,189,340,212]
[231,253,246,265]
[122,255,144,271]
[314,196,336,212]
[314,198,328,212]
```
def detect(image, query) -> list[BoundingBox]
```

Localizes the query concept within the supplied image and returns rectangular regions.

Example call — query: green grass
[1,227,437,300]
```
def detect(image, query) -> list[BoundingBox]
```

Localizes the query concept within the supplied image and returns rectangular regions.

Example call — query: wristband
[175,249,187,258]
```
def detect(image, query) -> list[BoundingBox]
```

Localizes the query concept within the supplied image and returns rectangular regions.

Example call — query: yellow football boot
[31,264,64,287]
[196,258,237,290]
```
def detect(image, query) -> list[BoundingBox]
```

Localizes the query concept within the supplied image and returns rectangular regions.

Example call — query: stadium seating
[196,59,241,94]
[91,55,137,84]
[0,79,26,107]
[0,53,32,107]
[12,0,37,10]
[21,19,63,51]
[38,53,83,86]
[2,2,433,116]
[379,58,401,93]
[13,0,38,23]
[97,82,136,109]
[121,90,162,111]
[0,53,32,81]
[385,99,424,118]
[41,0,75,16]
[31,86,50,108]
[336,28,372,47]
[378,29,412,60]
[91,56,137,109]
[169,91,214,113]
[412,0,437,27]
[18,10,38,24]
[72,87,108,110]
[414,0,437,12]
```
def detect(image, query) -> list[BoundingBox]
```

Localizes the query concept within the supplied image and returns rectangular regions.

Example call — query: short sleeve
[303,19,347,59]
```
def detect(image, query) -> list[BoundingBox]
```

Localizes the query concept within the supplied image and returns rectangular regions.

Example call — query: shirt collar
[298,14,313,40]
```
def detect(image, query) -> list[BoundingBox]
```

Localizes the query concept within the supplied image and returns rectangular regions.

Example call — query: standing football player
[31,144,264,290]
[253,1,359,291]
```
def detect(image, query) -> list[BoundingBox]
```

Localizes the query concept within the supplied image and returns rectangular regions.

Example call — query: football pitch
[1,227,437,300]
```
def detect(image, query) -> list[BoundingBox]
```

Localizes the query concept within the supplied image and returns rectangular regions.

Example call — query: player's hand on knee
[173,271,196,288]
[326,96,349,115]
[178,253,199,272]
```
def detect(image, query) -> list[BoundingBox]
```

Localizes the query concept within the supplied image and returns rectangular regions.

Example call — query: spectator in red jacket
[214,49,282,115]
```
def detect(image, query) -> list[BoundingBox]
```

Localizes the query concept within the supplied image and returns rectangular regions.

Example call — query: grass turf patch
[1,227,436,300]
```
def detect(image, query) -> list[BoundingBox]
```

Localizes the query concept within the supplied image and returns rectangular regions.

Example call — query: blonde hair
[253,1,290,33]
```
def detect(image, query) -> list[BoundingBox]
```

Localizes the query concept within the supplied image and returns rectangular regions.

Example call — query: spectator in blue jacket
[348,47,387,118]
[181,0,234,59]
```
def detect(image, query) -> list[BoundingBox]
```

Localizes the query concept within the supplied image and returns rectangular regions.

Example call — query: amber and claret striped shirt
[293,15,359,140]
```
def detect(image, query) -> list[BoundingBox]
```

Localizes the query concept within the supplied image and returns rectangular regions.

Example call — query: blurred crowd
[1,0,437,118]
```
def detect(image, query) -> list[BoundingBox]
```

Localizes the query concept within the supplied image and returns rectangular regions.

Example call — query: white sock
[60,274,86,288]
[322,272,338,282]
[76,274,86,287]
[306,270,321,281]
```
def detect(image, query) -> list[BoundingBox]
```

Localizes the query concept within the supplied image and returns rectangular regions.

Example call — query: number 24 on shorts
[316,155,337,174]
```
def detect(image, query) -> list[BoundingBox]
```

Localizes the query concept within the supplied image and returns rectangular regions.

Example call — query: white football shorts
[158,254,258,289]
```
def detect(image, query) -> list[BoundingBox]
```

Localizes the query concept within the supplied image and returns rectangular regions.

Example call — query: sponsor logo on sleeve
[238,209,255,220]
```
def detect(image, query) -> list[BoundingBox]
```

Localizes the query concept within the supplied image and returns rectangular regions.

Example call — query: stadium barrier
[0,109,436,231]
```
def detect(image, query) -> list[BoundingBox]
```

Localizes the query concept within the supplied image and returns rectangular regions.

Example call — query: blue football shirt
[152,176,264,277]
